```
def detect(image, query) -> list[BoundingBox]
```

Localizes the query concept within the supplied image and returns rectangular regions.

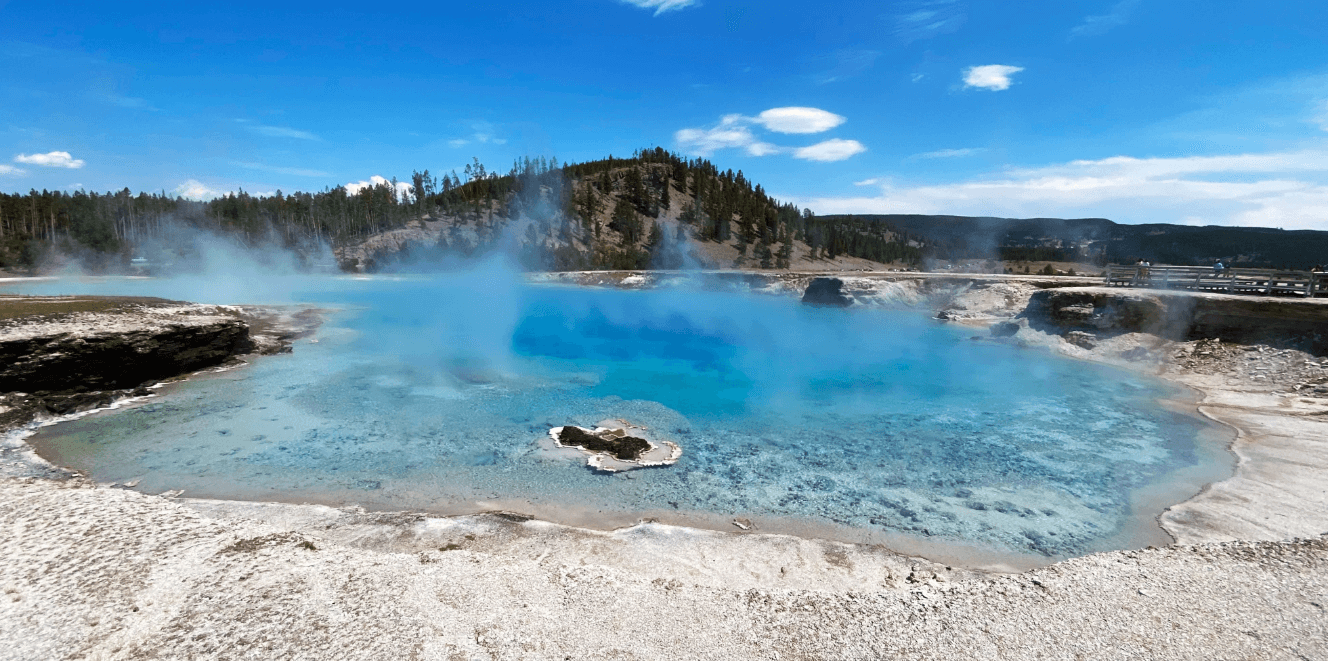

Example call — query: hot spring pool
[18,272,1232,562]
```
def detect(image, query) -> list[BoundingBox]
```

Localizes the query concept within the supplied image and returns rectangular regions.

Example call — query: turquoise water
[16,273,1229,559]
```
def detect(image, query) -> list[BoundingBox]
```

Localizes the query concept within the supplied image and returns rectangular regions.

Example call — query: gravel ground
[1,477,1325,661]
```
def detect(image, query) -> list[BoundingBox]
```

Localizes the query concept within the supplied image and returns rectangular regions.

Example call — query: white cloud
[345,175,414,201]
[754,107,845,134]
[675,108,863,161]
[963,65,1024,91]
[617,0,699,16]
[251,125,319,140]
[913,147,987,159]
[173,179,280,200]
[14,151,85,168]
[854,178,881,186]
[173,179,224,201]
[795,148,1328,230]
[233,161,330,177]
[0,165,24,176]
[794,139,867,162]
[1070,0,1141,38]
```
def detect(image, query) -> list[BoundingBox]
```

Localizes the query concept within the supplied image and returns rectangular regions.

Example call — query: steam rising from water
[3,228,1231,562]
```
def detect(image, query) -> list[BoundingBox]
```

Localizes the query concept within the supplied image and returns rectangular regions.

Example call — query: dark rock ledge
[0,295,321,433]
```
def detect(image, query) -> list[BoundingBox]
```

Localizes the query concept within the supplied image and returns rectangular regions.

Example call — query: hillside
[828,214,1328,270]
[0,149,920,274]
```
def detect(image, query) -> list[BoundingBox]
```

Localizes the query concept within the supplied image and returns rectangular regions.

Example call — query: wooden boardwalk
[1103,265,1328,297]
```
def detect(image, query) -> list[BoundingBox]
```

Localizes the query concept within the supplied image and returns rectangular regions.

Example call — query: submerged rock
[990,320,1023,338]
[801,278,852,308]
[1064,331,1097,349]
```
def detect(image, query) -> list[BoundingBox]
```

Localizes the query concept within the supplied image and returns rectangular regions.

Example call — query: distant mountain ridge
[825,214,1328,269]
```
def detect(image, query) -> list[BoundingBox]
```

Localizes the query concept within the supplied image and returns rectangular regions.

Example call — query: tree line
[0,147,922,272]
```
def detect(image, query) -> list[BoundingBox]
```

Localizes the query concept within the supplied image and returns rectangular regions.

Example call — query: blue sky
[3,0,1328,228]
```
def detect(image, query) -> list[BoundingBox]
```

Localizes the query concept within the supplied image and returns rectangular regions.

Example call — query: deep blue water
[14,272,1230,560]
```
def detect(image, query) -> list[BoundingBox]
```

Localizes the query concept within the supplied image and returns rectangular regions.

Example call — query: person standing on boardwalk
[1213,260,1225,277]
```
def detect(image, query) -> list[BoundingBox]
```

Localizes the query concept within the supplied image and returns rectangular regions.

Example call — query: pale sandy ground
[2,277,1328,660]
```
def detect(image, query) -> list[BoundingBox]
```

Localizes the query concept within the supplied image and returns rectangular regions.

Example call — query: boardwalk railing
[1103,265,1327,297]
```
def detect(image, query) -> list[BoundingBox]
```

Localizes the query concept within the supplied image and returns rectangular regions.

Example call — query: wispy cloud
[816,49,881,84]
[913,147,987,159]
[892,0,967,44]
[251,125,319,140]
[1070,0,1142,38]
[797,148,1328,229]
[617,0,700,16]
[963,65,1024,91]
[0,164,25,176]
[233,161,330,177]
[447,122,508,148]
[14,151,85,168]
[854,178,882,187]
[675,107,864,161]
[1314,100,1328,132]
[675,116,777,157]
[793,139,867,162]
[105,94,157,110]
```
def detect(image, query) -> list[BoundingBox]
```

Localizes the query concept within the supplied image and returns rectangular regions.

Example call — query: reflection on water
[22,274,1231,560]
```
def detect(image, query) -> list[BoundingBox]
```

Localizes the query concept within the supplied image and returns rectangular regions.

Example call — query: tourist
[1213,260,1225,277]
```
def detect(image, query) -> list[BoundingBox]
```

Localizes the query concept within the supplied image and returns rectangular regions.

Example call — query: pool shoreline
[5,281,1298,571]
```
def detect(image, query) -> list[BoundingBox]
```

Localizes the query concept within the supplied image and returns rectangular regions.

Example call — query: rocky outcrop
[1,314,249,393]
[0,297,274,428]
[1023,287,1328,350]
[801,277,852,307]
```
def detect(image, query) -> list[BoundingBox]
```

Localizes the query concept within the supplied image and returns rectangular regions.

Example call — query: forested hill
[826,214,1328,269]
[0,148,920,273]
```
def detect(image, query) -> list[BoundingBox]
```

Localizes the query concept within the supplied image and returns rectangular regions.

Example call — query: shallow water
[15,272,1231,560]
